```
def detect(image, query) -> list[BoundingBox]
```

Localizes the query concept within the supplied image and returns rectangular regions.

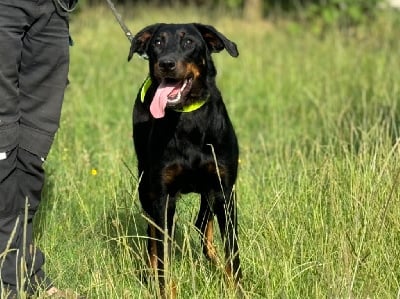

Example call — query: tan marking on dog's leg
[149,224,158,270]
[225,263,245,298]
[168,281,177,299]
[225,263,232,278]
[204,218,218,262]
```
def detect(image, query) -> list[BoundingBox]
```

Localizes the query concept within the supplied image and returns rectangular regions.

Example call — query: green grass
[7,4,400,298]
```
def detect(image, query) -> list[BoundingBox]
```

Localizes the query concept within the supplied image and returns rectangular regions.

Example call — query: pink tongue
[150,81,181,118]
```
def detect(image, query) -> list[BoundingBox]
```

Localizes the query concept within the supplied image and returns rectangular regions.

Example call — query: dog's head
[128,23,238,118]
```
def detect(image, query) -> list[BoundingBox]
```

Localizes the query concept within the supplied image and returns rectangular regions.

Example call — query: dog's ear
[128,24,161,61]
[193,23,239,57]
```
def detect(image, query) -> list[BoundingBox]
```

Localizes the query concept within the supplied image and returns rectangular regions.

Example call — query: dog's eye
[154,39,162,48]
[183,38,194,48]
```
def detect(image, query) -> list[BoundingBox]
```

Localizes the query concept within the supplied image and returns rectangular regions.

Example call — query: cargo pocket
[0,122,19,152]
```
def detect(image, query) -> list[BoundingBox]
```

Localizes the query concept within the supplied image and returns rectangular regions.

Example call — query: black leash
[105,0,134,42]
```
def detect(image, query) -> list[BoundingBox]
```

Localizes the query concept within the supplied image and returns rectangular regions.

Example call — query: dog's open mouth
[150,78,193,119]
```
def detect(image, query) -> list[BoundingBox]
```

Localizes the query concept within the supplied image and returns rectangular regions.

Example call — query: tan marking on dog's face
[153,60,201,82]
[185,62,201,80]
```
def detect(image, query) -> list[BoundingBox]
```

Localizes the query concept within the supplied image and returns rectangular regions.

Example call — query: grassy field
[14,4,400,298]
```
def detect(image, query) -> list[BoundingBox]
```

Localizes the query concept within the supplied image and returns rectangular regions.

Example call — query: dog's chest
[161,128,222,194]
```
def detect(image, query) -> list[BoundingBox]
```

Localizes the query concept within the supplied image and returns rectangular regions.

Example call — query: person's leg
[16,148,52,294]
[0,1,31,297]
[17,0,70,294]
[0,0,70,297]
[19,0,70,159]
[0,148,51,296]
[0,149,21,299]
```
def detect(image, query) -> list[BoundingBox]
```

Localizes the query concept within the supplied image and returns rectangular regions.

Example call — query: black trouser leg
[0,148,52,296]
[0,0,70,297]
[0,147,21,296]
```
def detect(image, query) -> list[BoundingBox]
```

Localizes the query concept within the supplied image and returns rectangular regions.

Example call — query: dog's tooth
[180,80,187,91]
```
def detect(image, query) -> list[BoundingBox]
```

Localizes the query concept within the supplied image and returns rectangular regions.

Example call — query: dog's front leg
[195,192,218,262]
[214,189,242,284]
[147,195,177,298]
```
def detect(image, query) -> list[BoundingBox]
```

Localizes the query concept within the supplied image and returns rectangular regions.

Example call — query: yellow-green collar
[140,76,207,113]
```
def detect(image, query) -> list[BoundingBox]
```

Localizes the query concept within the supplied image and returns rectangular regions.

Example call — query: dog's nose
[159,59,176,72]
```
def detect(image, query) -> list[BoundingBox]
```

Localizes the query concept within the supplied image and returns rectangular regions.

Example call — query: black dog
[128,23,241,295]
